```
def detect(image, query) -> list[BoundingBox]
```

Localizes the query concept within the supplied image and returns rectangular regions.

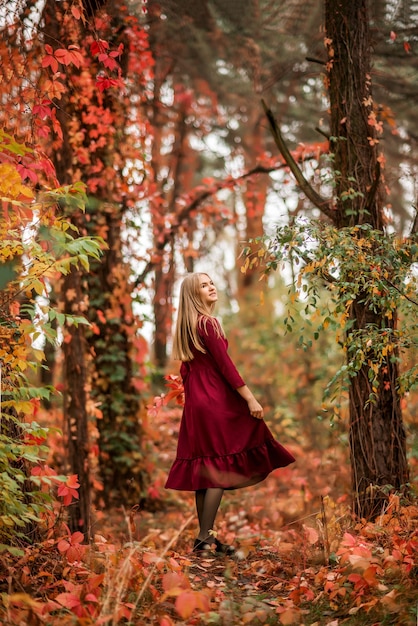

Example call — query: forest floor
[1,405,417,625]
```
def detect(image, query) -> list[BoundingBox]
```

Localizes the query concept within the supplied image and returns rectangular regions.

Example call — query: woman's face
[198,274,218,308]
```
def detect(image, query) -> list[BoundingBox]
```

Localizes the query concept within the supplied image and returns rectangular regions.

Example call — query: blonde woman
[165,273,295,554]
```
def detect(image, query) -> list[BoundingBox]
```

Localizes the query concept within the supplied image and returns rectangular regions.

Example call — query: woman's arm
[201,319,264,419]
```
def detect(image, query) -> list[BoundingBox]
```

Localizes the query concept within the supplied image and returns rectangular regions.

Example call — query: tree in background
[141,0,328,366]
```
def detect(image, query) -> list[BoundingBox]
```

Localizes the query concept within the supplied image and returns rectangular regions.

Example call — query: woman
[165,273,295,554]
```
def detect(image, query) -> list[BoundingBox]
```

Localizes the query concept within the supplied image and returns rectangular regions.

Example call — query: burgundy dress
[165,318,295,491]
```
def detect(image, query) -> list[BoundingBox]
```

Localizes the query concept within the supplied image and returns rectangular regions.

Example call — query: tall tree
[263,0,410,518]
[325,0,409,517]
[0,0,152,519]
[40,0,151,508]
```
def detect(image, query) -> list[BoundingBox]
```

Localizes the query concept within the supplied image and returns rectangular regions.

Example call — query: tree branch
[133,160,298,286]
[382,277,418,308]
[262,99,336,222]
[306,56,326,65]
[315,126,330,140]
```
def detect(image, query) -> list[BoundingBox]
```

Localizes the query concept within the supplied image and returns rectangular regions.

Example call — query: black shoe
[213,538,235,556]
[193,538,215,553]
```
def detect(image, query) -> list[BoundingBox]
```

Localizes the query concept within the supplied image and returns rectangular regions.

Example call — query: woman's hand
[236,385,264,419]
[247,397,264,420]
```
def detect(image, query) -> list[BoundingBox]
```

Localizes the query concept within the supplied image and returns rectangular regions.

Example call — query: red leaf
[97,309,106,323]
[66,544,85,563]
[96,76,120,92]
[69,50,84,68]
[55,592,81,610]
[55,48,72,65]
[42,55,59,73]
[175,590,209,619]
[84,593,99,603]
[71,531,85,545]
[57,539,70,553]
[90,39,109,56]
[32,101,53,120]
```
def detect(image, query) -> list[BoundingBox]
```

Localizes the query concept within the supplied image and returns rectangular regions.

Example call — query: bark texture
[325,0,409,518]
[63,266,92,537]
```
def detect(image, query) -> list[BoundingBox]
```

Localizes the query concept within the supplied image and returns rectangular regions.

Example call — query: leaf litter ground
[0,405,417,625]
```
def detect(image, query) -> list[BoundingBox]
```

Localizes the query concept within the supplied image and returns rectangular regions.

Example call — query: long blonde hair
[172,273,224,361]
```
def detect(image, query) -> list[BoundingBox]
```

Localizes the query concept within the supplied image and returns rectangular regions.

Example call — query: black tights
[195,488,224,541]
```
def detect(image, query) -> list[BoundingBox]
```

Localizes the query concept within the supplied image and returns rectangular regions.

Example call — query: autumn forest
[0,0,417,624]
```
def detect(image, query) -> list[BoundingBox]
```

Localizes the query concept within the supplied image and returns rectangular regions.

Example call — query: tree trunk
[86,203,146,506]
[153,253,175,368]
[42,0,147,510]
[325,0,409,518]
[63,266,92,537]
[42,0,92,536]
[349,302,408,517]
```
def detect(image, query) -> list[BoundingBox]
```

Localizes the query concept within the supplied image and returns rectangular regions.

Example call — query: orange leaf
[362,565,378,586]
[175,591,197,619]
[44,78,66,100]
[303,525,319,545]
[162,572,188,593]
[67,474,80,488]
[279,607,303,625]
[71,5,81,19]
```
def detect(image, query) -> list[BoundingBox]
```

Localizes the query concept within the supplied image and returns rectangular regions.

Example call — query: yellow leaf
[13,401,33,413]
[0,163,34,199]
[32,279,46,296]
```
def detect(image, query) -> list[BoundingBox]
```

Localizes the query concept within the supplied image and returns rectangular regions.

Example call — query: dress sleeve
[200,318,246,389]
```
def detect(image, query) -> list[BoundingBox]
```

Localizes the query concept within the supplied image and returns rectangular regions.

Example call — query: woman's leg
[196,487,224,541]
[195,489,206,527]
